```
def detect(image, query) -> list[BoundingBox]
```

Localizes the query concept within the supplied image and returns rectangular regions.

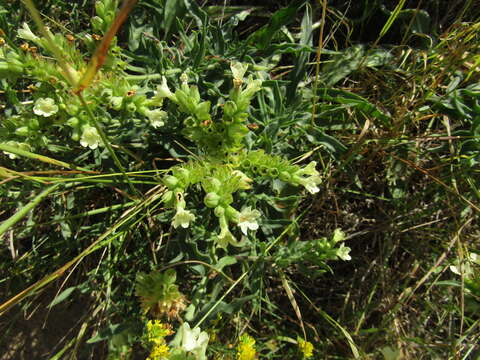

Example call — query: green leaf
[214,256,237,272]
[321,45,393,86]
[317,88,391,125]
[164,0,186,39]
[286,2,312,105]
[247,0,306,49]
[48,286,77,308]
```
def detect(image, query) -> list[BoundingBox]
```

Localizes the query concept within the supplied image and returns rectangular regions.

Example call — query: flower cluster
[145,320,174,360]
[274,229,351,274]
[159,146,326,249]
[135,269,187,320]
[236,150,322,194]
[236,334,256,360]
[297,337,314,359]
[161,161,263,248]
[154,64,261,156]
[8,19,169,152]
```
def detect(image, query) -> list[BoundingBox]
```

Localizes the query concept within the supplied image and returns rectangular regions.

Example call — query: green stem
[124,74,163,81]
[77,94,139,196]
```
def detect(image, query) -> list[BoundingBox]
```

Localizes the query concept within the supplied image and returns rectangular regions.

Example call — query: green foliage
[135,269,187,319]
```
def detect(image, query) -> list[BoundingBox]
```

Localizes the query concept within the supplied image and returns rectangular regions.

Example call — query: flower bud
[163,175,179,189]
[180,72,189,84]
[91,16,104,31]
[230,61,248,81]
[15,126,29,137]
[156,76,175,100]
[204,192,221,208]
[18,23,39,42]
[223,101,237,119]
[161,190,174,205]
[175,168,190,181]
[110,96,123,110]
[214,206,225,218]
[125,102,136,113]
[66,104,79,116]
[28,118,40,130]
[95,1,105,16]
[279,171,291,182]
[71,130,80,141]
[66,117,79,128]
[232,170,252,190]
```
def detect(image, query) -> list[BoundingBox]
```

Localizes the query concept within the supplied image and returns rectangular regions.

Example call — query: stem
[77,94,139,196]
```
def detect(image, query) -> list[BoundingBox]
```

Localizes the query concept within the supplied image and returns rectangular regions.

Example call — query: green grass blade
[0,186,164,315]
[0,183,60,238]
[374,0,407,46]
[0,143,90,171]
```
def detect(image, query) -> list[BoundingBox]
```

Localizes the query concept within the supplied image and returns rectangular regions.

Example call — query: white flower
[172,323,209,360]
[294,162,322,194]
[299,175,322,194]
[80,126,102,149]
[217,227,237,249]
[33,98,59,117]
[336,243,352,261]
[237,206,261,236]
[332,228,346,243]
[180,72,189,84]
[18,22,39,42]
[298,161,319,177]
[243,75,262,97]
[145,108,167,128]
[156,76,175,99]
[172,208,195,229]
[230,61,248,80]
[232,170,253,190]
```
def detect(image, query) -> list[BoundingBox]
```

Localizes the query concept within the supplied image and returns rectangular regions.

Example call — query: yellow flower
[298,338,314,359]
[146,320,174,345]
[236,334,256,360]
[146,343,170,360]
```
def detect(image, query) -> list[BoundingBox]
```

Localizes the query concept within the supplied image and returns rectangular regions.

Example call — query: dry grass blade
[280,270,306,339]
[0,186,164,316]
[74,0,138,93]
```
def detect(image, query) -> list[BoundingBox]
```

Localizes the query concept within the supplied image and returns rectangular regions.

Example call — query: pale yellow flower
[231,61,248,81]
[145,108,167,128]
[18,22,39,42]
[33,97,58,117]
[172,208,195,229]
[237,207,261,236]
[80,126,102,149]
